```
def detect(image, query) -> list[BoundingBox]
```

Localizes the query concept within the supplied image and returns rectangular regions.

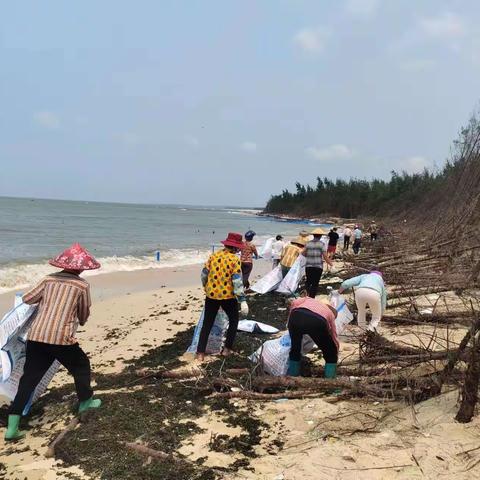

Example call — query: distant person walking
[352,225,362,254]
[339,270,387,332]
[343,226,352,250]
[271,235,285,269]
[327,227,340,260]
[240,230,258,289]
[5,244,102,442]
[368,221,378,241]
[280,237,306,278]
[197,233,248,361]
[302,228,333,298]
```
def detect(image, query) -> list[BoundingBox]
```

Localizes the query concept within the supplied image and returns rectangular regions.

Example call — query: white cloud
[241,141,257,153]
[33,111,60,129]
[345,0,380,18]
[293,27,330,54]
[306,144,355,161]
[401,155,430,173]
[419,12,466,39]
[185,135,200,148]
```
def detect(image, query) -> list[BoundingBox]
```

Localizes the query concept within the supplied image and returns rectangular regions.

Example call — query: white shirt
[272,240,285,260]
[343,227,352,237]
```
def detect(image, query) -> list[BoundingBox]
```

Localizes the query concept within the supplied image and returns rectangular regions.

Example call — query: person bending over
[287,296,339,378]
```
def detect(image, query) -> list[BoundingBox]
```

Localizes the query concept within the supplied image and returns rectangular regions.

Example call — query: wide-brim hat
[49,243,101,270]
[291,236,307,247]
[221,232,244,249]
[311,227,328,235]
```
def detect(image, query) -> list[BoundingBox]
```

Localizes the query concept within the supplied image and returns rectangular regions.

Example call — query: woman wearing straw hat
[196,232,249,362]
[302,228,333,298]
[286,295,339,378]
[5,244,102,442]
[280,236,306,278]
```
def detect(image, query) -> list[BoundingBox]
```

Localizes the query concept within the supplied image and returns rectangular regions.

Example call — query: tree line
[264,166,455,219]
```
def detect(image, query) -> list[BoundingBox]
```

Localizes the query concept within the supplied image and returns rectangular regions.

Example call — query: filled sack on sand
[249,332,315,376]
[186,307,229,354]
[237,320,279,334]
[329,290,354,334]
[0,296,60,415]
[276,255,306,295]
[251,266,283,294]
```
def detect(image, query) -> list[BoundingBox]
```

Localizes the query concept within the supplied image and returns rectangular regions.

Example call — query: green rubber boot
[78,397,102,414]
[5,415,25,442]
[324,363,337,379]
[287,360,301,376]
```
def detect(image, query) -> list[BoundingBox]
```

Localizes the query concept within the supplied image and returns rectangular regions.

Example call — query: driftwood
[123,441,194,464]
[45,417,79,458]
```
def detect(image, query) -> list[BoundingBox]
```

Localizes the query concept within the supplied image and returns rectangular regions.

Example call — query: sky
[1,0,479,207]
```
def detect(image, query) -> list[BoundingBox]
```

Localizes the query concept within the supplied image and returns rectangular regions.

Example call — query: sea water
[0,197,326,293]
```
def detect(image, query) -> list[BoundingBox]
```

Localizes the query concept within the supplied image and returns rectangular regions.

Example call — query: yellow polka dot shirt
[202,249,245,301]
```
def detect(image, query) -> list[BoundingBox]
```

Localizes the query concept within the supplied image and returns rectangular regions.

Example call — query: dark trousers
[197,297,239,353]
[353,239,361,254]
[288,309,338,363]
[10,340,93,415]
[241,262,253,289]
[305,267,323,298]
[370,233,377,241]
[343,236,350,250]
[281,266,290,278]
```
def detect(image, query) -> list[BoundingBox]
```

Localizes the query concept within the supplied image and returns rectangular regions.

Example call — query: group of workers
[3,222,386,443]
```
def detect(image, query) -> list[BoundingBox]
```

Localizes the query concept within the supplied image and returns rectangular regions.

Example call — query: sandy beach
[2,254,479,480]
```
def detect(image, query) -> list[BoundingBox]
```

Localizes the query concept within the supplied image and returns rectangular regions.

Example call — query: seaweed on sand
[28,294,290,479]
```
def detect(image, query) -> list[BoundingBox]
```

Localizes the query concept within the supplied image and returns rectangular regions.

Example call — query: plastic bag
[259,237,275,260]
[251,266,283,294]
[186,307,229,354]
[249,332,316,376]
[276,255,306,295]
[329,290,354,334]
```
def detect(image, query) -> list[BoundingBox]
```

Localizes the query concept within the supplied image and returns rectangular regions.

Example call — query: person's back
[272,239,285,259]
[343,227,352,238]
[241,241,257,264]
[328,230,339,246]
[25,271,91,345]
[204,249,240,300]
[354,228,362,239]
[304,238,326,268]
[281,243,301,267]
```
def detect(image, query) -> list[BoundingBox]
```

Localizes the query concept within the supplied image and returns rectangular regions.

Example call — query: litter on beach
[237,320,279,334]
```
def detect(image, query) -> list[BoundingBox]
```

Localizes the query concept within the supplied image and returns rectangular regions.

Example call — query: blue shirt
[354,228,362,239]
[341,273,387,311]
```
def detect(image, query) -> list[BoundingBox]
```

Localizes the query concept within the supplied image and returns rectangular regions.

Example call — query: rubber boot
[287,360,301,376]
[78,397,102,414]
[4,415,25,442]
[324,363,337,379]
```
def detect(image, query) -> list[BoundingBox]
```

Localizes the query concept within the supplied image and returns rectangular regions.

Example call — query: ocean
[0,197,326,293]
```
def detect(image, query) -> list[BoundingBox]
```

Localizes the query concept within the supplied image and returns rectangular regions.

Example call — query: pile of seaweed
[20,293,293,480]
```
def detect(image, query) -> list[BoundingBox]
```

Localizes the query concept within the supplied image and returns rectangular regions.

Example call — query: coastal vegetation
[264,111,480,219]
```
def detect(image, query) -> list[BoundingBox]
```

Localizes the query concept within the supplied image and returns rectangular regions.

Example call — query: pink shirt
[288,297,339,349]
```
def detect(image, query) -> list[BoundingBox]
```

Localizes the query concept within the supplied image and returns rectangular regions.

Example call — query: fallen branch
[45,417,79,458]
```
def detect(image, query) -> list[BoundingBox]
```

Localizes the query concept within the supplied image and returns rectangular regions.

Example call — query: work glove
[240,301,249,316]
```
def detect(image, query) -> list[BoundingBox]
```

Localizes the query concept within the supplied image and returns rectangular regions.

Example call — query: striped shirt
[303,239,326,268]
[23,272,91,345]
[280,243,303,268]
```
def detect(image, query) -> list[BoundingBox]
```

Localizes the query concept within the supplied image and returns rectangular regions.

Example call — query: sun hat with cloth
[49,243,101,270]
[291,236,307,247]
[311,227,329,235]
[221,232,245,249]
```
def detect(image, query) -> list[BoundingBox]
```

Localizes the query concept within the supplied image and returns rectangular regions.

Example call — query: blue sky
[1,0,479,206]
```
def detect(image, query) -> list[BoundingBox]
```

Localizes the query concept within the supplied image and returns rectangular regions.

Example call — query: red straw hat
[49,243,101,270]
[221,232,244,249]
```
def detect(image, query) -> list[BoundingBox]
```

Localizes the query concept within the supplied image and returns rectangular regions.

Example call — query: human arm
[22,280,45,305]
[78,286,91,326]
[201,257,211,287]
[338,275,364,293]
[381,285,387,314]
[252,245,259,260]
